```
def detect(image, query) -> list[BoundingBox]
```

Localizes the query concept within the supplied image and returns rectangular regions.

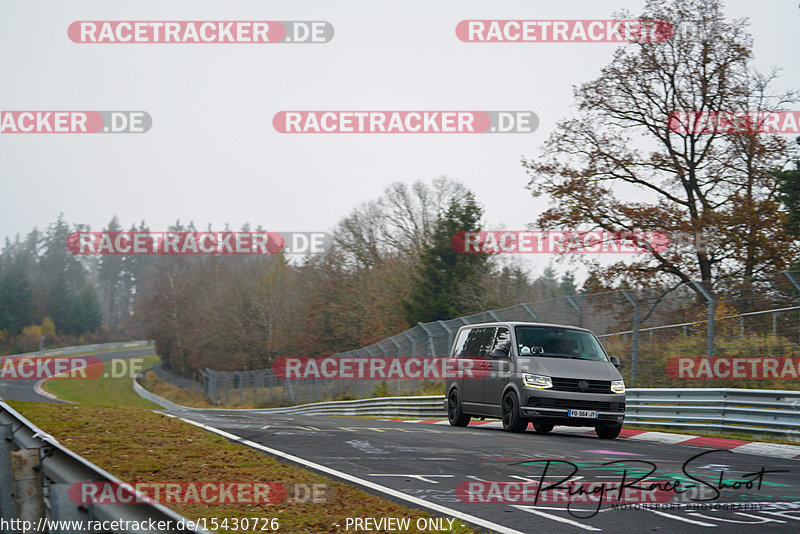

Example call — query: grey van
[445,322,625,439]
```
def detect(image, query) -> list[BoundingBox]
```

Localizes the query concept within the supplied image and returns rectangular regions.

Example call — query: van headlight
[523,374,552,389]
[611,380,625,394]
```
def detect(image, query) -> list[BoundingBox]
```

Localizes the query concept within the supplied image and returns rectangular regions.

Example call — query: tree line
[0,216,103,351]
[0,178,577,368]
[2,0,798,372]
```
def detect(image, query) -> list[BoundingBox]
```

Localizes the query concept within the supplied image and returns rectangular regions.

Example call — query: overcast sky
[1,0,797,279]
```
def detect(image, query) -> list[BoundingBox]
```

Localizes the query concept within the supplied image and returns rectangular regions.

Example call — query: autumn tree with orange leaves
[524,0,799,293]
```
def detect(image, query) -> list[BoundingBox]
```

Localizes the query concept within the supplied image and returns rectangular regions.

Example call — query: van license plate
[568,409,598,418]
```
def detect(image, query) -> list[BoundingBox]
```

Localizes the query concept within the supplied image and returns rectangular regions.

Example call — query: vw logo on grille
[578,380,589,392]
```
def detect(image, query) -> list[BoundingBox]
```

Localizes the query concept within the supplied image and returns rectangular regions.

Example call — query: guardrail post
[565,296,583,327]
[620,290,639,387]
[783,271,800,387]
[375,344,393,395]
[388,337,405,393]
[403,331,417,358]
[0,424,17,534]
[201,368,214,403]
[389,337,401,357]
[521,303,539,321]
[236,372,243,404]
[417,323,435,357]
[285,373,295,404]
[50,484,86,530]
[691,280,715,360]
[437,321,454,357]
[10,448,45,531]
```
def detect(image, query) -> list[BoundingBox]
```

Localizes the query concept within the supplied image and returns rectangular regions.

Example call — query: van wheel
[533,422,554,434]
[595,423,622,439]
[501,393,528,433]
[447,390,471,427]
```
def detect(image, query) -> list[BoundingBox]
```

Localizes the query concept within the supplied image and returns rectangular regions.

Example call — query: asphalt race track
[0,347,155,403]
[170,408,800,533]
[3,347,799,533]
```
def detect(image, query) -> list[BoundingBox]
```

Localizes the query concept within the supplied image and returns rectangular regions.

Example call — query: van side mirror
[609,356,621,368]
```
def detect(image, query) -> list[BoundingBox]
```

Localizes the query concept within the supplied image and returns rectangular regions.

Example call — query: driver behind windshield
[544,333,578,355]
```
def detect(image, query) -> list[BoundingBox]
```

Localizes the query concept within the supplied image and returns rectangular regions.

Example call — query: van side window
[489,327,511,359]
[455,327,495,359]
[455,328,484,358]
[475,327,497,359]
[452,329,470,358]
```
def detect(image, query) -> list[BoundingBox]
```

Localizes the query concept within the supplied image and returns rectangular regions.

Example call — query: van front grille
[550,377,612,393]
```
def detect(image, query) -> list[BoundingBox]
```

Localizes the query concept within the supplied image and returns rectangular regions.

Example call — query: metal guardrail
[624,388,800,437]
[137,387,800,439]
[243,395,448,418]
[0,398,207,533]
[3,341,151,361]
[132,377,184,412]
[135,375,447,418]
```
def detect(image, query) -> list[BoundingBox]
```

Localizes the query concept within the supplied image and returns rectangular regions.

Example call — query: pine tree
[0,264,33,336]
[98,216,128,327]
[74,285,103,334]
[401,193,488,325]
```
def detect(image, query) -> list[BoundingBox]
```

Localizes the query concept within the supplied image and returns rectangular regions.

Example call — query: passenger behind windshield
[515,326,608,361]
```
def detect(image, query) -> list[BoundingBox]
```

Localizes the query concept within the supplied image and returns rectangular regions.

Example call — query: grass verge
[139,370,227,408]
[17,355,476,533]
[9,402,475,534]
[42,354,161,409]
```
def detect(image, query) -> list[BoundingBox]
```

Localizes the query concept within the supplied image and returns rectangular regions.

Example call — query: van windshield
[514,326,608,361]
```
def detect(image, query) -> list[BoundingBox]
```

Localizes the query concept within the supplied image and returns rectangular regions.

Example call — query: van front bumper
[522,391,625,426]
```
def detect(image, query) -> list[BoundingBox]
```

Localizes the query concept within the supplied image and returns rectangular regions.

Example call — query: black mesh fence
[150,272,800,405]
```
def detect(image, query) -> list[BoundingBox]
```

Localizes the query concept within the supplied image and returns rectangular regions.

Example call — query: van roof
[455,321,593,333]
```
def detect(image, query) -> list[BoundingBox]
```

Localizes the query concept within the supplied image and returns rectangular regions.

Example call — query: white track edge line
[510,506,601,531]
[174,415,529,534]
